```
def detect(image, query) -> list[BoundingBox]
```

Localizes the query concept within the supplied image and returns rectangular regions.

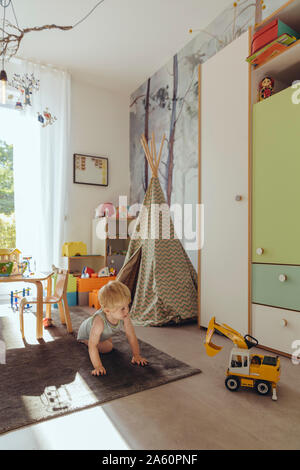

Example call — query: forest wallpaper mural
[130,0,287,270]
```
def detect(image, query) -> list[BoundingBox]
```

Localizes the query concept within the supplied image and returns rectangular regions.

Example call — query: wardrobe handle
[278,274,287,282]
[256,248,264,256]
[281,319,288,327]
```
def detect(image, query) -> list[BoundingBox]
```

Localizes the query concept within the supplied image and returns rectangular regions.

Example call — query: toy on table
[22,256,35,276]
[204,317,281,401]
[62,242,87,257]
[10,288,32,311]
[0,248,22,275]
[81,266,95,279]
[0,261,13,277]
[259,76,274,101]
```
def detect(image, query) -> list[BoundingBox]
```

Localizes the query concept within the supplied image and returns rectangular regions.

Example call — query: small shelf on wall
[249,0,300,104]
[251,37,300,104]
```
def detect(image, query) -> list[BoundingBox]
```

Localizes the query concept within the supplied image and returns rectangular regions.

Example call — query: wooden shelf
[255,0,300,33]
[67,255,103,259]
[250,37,300,105]
[252,38,300,73]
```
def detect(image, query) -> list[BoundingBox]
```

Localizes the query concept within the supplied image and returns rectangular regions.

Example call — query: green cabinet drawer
[252,263,300,311]
[252,86,300,264]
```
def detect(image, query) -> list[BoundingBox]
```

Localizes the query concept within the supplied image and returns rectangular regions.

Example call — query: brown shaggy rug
[0,305,201,434]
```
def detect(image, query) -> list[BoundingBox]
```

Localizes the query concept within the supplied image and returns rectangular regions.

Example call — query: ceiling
[4,0,233,94]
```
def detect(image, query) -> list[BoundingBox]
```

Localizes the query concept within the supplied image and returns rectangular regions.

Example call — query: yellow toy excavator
[205,317,281,401]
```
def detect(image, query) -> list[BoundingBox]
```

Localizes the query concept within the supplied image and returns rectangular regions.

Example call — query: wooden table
[0,271,53,339]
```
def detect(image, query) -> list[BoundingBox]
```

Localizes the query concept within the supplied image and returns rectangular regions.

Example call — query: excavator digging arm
[204,317,258,357]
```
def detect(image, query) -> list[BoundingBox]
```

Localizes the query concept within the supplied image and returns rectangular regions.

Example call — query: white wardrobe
[200,31,249,334]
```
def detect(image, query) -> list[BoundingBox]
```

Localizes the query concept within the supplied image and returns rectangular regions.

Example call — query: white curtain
[5,58,71,271]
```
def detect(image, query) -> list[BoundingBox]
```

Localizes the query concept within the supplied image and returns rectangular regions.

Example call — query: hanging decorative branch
[0,21,72,59]
[0,0,105,59]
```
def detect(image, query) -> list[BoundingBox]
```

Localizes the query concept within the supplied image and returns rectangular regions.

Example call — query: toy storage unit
[53,273,77,307]
[92,217,135,274]
[199,0,300,356]
[62,254,105,277]
[252,85,300,355]
[77,275,116,306]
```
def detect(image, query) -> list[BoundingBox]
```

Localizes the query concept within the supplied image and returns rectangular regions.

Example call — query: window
[231,354,243,368]
[0,140,15,248]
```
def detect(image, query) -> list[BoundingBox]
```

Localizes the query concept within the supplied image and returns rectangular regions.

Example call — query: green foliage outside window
[0,140,16,248]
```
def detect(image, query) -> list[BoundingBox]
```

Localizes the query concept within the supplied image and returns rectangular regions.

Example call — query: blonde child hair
[98,280,131,310]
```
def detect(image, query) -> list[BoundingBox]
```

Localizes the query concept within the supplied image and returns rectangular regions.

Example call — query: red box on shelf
[252,20,280,54]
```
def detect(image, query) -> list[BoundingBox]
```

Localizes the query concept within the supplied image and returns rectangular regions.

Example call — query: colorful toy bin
[77,276,116,306]
[53,273,77,307]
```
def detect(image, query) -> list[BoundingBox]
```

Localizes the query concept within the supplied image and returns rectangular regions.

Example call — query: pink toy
[95,202,115,218]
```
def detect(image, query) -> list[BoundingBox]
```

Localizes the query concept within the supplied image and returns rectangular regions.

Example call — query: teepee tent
[117,133,198,326]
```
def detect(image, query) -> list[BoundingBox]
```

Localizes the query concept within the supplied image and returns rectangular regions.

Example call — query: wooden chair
[19,268,73,339]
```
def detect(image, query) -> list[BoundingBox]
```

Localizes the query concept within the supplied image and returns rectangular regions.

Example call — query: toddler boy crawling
[77,280,148,375]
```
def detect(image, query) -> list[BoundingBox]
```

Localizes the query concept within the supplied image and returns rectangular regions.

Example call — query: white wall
[66,78,130,252]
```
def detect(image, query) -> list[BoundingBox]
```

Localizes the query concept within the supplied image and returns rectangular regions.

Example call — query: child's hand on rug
[131,355,148,366]
[92,365,107,376]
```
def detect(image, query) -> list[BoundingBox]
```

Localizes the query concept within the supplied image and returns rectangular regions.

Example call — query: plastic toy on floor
[204,317,281,401]
[43,317,53,328]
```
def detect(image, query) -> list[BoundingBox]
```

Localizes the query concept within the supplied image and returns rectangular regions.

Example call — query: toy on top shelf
[246,33,297,66]
[259,76,274,101]
[204,317,281,401]
[95,202,115,218]
[62,242,87,257]
[251,19,300,55]
[246,18,300,67]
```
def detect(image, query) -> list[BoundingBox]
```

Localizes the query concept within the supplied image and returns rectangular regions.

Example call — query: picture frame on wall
[73,154,108,187]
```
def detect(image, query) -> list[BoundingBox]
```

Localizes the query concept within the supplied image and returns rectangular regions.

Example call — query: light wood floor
[0,310,299,450]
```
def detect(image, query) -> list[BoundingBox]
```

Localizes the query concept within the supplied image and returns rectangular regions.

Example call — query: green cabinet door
[252,263,300,311]
[252,86,300,264]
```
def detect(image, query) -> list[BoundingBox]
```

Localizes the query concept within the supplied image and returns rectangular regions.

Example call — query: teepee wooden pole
[141,133,166,178]
[152,132,157,166]
[141,136,156,176]
[156,134,166,170]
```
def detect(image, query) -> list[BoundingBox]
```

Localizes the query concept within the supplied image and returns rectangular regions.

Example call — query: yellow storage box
[62,242,87,257]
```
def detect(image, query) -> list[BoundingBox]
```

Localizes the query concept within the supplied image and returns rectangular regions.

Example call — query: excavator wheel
[225,376,240,392]
[255,380,271,396]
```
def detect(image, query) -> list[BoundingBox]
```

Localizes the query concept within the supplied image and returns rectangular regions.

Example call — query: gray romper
[77,309,124,342]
